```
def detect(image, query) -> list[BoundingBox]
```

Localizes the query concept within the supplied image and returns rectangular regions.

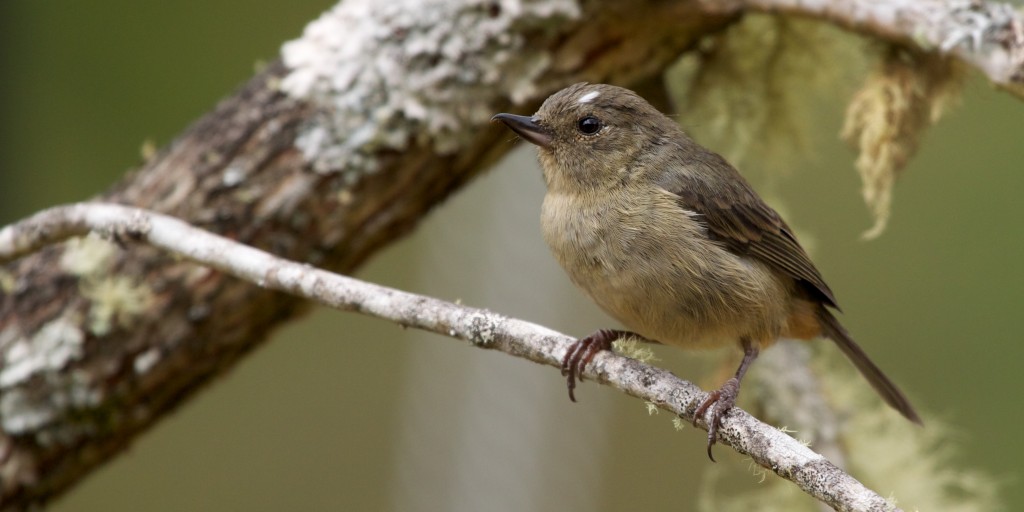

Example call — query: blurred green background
[1,2,1022,510]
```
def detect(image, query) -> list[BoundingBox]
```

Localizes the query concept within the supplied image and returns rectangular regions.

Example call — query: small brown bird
[493,83,921,459]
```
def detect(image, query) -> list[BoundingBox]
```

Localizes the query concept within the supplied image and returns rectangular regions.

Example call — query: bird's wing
[660,151,838,309]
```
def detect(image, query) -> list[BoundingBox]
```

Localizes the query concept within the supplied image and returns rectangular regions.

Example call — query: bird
[491,82,921,460]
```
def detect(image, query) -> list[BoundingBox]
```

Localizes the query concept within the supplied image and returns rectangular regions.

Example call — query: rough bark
[1,0,1022,508]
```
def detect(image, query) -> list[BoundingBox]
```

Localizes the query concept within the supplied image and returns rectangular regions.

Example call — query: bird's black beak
[491,113,552,148]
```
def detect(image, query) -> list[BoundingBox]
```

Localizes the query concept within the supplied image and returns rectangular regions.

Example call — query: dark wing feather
[660,150,839,309]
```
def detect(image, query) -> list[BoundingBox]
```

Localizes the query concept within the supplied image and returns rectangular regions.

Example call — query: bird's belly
[587,265,773,349]
[541,192,789,349]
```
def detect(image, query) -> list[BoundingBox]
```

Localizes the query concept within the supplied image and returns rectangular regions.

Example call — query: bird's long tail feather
[818,308,922,424]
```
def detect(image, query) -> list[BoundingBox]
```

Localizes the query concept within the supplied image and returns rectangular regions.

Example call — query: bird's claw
[561,329,619,402]
[692,377,741,462]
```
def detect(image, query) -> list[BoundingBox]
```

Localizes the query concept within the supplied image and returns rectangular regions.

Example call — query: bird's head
[493,83,683,192]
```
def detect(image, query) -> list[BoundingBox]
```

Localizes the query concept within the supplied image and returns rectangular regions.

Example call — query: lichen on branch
[670,15,863,171]
[842,47,964,239]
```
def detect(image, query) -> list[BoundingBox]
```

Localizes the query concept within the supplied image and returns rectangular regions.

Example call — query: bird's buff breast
[540,189,788,349]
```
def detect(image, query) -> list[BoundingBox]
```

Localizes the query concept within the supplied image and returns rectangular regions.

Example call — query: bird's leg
[562,329,647,402]
[693,338,759,461]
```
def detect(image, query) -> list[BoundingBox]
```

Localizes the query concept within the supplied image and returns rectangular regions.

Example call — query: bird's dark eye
[577,116,602,135]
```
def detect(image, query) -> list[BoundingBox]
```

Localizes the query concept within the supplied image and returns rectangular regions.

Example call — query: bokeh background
[1,2,1022,510]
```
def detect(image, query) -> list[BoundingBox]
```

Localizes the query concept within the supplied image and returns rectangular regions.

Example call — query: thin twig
[0,203,899,512]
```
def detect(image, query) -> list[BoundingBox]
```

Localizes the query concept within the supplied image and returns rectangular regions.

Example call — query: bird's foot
[561,329,629,402]
[693,377,741,462]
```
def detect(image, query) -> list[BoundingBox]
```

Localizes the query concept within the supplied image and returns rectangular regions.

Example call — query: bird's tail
[817,308,922,425]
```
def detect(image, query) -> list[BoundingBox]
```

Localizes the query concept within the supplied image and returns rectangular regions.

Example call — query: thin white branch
[0,203,899,512]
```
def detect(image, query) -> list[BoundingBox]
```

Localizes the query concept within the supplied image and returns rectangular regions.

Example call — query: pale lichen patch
[0,316,106,437]
[0,317,85,389]
[613,337,659,364]
[0,268,14,293]
[1,389,60,435]
[59,233,117,277]
[842,48,963,239]
[80,276,155,337]
[645,401,659,415]
[280,0,579,174]
[465,311,497,347]
[222,165,247,187]
[133,348,161,375]
[60,233,155,336]
[139,138,158,162]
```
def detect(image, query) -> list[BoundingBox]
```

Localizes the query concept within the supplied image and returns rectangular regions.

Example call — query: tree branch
[728,0,1024,98]
[2,0,1022,508]
[0,203,898,512]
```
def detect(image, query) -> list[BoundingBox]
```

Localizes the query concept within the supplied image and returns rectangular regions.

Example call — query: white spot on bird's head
[578,91,600,104]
